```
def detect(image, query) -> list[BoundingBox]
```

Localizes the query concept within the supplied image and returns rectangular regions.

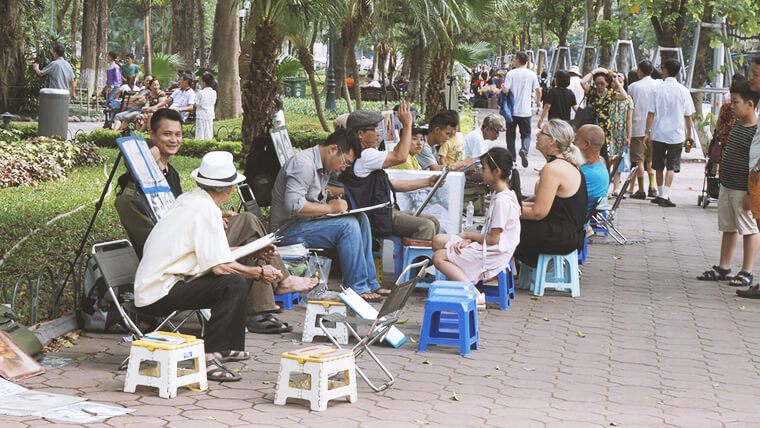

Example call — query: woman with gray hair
[514,119,588,266]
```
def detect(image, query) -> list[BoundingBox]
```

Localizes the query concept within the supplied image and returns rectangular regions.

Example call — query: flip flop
[375,288,392,296]
[205,358,241,382]
[360,291,382,302]
[245,313,292,334]
[219,350,251,362]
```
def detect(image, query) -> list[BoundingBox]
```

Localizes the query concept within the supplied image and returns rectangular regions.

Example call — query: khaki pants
[226,213,289,314]
[391,209,439,240]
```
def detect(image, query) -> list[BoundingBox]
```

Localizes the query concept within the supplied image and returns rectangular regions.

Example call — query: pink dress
[445,189,521,283]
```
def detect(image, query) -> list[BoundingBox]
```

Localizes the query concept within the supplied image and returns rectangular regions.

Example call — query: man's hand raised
[398,100,412,127]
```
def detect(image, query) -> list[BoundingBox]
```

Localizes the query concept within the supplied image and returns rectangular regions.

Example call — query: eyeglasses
[340,153,353,168]
[538,130,552,138]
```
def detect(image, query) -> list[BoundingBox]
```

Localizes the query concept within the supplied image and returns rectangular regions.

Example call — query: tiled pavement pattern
[7,125,760,427]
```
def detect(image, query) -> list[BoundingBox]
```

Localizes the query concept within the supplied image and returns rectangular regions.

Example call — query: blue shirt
[580,162,609,215]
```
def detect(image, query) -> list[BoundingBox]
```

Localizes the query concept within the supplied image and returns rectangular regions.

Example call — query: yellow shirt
[437,132,466,166]
[390,154,421,170]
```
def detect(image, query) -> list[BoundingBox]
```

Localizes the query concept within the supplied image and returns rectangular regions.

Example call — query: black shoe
[631,190,646,200]
[737,284,760,299]
[519,149,529,168]
[648,188,658,198]
[650,196,663,204]
[658,198,676,207]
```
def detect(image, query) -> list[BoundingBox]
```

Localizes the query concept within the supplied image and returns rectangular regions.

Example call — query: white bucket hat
[191,151,246,187]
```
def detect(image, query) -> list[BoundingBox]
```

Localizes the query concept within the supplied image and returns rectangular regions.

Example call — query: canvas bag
[0,305,43,357]
[77,256,130,333]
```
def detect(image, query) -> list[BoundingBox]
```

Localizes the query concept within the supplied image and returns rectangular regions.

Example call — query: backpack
[0,306,43,356]
[77,256,131,333]
[340,166,395,236]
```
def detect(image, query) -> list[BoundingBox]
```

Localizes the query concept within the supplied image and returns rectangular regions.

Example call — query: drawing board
[387,169,465,233]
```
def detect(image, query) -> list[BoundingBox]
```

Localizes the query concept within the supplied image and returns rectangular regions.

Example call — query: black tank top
[544,158,588,234]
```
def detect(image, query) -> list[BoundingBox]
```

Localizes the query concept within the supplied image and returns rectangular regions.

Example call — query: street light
[238,9,247,45]
[1,112,18,130]
[325,27,337,112]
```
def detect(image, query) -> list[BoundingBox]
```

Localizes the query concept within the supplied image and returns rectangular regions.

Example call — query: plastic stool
[123,331,207,398]
[428,280,477,300]
[532,250,580,297]
[275,292,300,310]
[578,235,588,265]
[591,211,609,236]
[418,293,478,356]
[402,246,434,283]
[274,345,357,411]
[302,300,348,345]
[475,262,515,310]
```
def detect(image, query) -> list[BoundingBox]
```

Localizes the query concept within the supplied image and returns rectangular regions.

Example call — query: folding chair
[591,165,638,244]
[318,259,429,392]
[91,240,206,369]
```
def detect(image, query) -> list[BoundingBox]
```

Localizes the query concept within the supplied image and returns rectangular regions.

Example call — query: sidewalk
[7,117,760,427]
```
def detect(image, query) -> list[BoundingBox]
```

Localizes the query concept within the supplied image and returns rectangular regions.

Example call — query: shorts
[749,176,760,219]
[652,141,682,173]
[629,136,652,165]
[718,185,758,235]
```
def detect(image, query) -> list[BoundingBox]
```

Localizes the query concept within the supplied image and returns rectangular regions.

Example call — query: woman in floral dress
[581,67,629,168]
[607,73,634,195]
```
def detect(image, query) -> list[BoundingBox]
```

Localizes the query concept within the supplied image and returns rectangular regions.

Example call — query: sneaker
[737,284,760,299]
[519,149,529,168]
[650,196,664,204]
[658,198,676,207]
[631,190,647,200]
[648,188,658,198]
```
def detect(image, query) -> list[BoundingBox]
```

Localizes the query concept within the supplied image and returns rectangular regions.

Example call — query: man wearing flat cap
[341,102,441,246]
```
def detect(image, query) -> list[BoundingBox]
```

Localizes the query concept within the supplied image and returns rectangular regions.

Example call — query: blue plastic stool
[591,211,609,237]
[274,292,300,310]
[532,250,580,297]
[474,262,515,310]
[578,235,588,265]
[418,293,479,356]
[401,246,434,283]
[428,280,477,300]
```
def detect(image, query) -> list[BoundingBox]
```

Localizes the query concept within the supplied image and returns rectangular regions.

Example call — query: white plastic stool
[302,300,348,345]
[274,345,357,411]
[123,331,208,398]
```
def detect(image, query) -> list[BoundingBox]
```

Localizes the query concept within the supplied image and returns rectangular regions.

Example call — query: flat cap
[347,110,383,129]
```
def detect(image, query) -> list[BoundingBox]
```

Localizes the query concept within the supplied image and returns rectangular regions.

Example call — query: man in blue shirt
[575,125,610,217]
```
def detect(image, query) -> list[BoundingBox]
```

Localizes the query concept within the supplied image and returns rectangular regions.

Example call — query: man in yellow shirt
[437,131,466,167]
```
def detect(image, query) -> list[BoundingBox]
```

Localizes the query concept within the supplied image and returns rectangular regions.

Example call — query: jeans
[506,116,532,159]
[279,213,380,294]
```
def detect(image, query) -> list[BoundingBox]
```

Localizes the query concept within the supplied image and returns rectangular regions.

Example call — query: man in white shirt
[644,59,695,207]
[567,66,585,117]
[628,60,661,199]
[342,105,441,240]
[502,52,541,168]
[168,74,196,121]
[464,114,505,159]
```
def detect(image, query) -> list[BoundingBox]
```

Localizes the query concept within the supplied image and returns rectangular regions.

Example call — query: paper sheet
[322,202,391,218]
[230,233,278,260]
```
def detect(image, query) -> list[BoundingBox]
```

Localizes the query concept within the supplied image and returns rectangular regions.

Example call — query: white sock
[658,185,664,196]
[661,186,670,199]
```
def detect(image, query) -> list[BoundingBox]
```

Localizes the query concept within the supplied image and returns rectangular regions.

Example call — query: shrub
[9,122,38,137]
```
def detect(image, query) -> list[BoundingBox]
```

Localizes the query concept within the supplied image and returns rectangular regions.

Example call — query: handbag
[0,305,43,357]
[573,94,598,129]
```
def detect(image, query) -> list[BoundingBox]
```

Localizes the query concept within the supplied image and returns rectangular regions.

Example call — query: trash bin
[283,77,308,98]
[38,88,70,138]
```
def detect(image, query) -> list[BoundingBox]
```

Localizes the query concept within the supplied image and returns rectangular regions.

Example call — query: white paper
[230,233,277,260]
[322,202,391,218]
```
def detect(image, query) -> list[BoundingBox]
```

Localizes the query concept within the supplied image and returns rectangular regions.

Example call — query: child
[194,73,217,140]
[698,79,759,287]
[432,147,522,307]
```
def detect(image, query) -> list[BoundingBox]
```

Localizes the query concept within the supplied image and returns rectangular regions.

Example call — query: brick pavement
[6,122,760,427]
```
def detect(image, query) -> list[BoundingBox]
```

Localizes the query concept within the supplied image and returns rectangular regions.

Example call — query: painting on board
[387,169,465,234]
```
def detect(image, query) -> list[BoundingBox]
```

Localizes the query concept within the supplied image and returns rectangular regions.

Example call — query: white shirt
[195,87,217,120]
[628,76,661,137]
[749,126,760,170]
[464,128,489,159]
[368,80,381,88]
[503,66,539,117]
[649,77,695,145]
[568,76,585,116]
[273,110,285,127]
[134,188,233,307]
[169,87,196,121]
[353,147,388,178]
[117,84,139,93]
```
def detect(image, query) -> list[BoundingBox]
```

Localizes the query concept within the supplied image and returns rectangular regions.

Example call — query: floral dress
[608,95,634,157]
[586,89,615,145]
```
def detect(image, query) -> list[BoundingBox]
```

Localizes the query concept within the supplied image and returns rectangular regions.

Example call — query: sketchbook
[321,202,391,218]
[230,233,279,260]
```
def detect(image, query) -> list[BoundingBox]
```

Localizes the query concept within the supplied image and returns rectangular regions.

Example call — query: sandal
[360,291,382,302]
[729,271,754,287]
[697,265,731,281]
[218,350,251,362]
[205,358,241,382]
[375,288,392,296]
[245,313,292,334]
[737,284,760,299]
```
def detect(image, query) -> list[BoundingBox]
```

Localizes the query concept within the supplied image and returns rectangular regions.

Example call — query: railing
[5,258,83,325]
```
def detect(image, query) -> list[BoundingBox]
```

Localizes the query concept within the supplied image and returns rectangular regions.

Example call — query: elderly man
[115,108,313,335]
[575,124,610,217]
[464,114,505,159]
[33,45,75,99]
[134,151,258,382]
[341,105,440,241]
[271,128,391,301]
[164,74,196,121]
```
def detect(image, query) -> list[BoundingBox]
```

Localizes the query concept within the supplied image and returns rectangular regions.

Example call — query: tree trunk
[691,0,714,152]
[343,77,353,113]
[333,35,346,99]
[162,3,169,54]
[56,0,72,35]
[171,0,195,69]
[599,0,613,66]
[408,40,421,102]
[196,0,206,65]
[143,3,153,75]
[348,39,362,109]
[616,20,630,72]
[95,0,108,90]
[216,0,241,119]
[80,0,99,94]
[296,47,330,132]
[240,19,282,169]
[424,44,452,121]
[70,0,79,54]
[417,44,427,106]
[650,0,688,61]
[582,0,599,74]
[0,0,25,112]
[210,0,222,66]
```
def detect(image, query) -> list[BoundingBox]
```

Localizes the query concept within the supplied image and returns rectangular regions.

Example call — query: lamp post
[1,112,17,130]
[238,8,247,45]
[325,27,337,112]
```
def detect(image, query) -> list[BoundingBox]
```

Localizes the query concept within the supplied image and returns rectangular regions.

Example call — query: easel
[686,19,735,120]
[525,50,536,71]
[651,46,688,83]
[536,49,548,75]
[577,46,599,74]
[608,40,637,73]
[547,46,571,83]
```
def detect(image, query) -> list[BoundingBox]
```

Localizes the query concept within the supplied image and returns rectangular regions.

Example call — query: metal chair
[318,259,429,392]
[591,165,638,244]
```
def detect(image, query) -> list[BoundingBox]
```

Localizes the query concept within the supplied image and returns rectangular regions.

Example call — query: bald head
[578,125,605,152]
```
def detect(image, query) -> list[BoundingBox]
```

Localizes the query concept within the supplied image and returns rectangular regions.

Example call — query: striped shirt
[721,120,758,191]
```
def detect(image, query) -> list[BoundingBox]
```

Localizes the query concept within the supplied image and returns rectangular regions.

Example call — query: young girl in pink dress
[432,147,522,307]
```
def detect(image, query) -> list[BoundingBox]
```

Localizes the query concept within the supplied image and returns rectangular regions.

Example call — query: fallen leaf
[713,383,720,387]
[484,374,492,379]
[523,367,536,372]
[415,419,430,425]
[613,256,621,260]
[207,416,216,420]
[658,401,665,405]
[63,341,73,348]
[397,318,408,324]
[495,365,500,370]
[577,331,586,338]
[76,356,87,361]
[451,392,459,401]
[610,423,619,427]
[409,336,418,344]
[176,407,184,410]
[543,317,550,322]
[739,305,746,310]
[262,381,272,385]
[232,368,242,373]
[530,296,540,301]
[665,296,672,300]
[422,359,432,365]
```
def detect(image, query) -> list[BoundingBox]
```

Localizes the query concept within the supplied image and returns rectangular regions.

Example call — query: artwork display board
[386,169,466,234]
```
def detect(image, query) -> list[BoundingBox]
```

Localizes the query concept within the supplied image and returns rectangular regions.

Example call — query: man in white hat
[134,151,268,382]
[567,65,585,118]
